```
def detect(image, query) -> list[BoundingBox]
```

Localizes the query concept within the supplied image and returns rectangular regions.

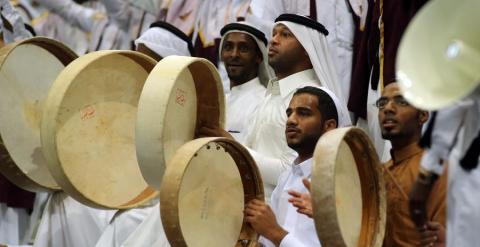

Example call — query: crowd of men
[0,0,479,247]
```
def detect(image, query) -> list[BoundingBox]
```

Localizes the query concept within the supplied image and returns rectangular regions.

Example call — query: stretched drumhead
[0,37,77,192]
[312,127,386,247]
[397,0,480,110]
[41,50,158,209]
[136,56,225,190]
[160,137,263,247]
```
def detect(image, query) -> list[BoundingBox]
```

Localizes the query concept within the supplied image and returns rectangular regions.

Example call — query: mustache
[285,126,301,133]
[382,115,398,124]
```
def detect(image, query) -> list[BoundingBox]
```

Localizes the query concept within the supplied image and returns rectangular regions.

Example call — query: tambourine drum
[136,56,225,190]
[397,0,480,110]
[312,127,386,247]
[41,50,158,209]
[160,137,263,247]
[0,37,77,192]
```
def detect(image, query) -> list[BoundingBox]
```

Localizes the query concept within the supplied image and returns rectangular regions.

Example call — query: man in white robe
[246,14,351,203]
[409,86,480,247]
[218,21,271,143]
[245,86,349,247]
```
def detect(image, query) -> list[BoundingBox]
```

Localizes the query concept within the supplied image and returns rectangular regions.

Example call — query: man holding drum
[288,83,447,247]
[202,14,350,205]
[245,86,344,247]
[377,82,447,247]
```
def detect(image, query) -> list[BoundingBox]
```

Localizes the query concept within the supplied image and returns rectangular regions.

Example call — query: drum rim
[0,37,77,192]
[160,137,263,247]
[40,50,159,209]
[136,56,226,190]
[311,127,386,247]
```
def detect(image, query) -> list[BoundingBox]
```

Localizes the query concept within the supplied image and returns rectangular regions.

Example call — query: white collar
[230,77,262,93]
[278,69,318,98]
[292,158,313,177]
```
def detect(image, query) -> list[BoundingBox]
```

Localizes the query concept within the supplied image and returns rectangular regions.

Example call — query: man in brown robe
[378,82,446,247]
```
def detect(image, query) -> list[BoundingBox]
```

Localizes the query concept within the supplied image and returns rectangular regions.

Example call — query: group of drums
[0,37,386,247]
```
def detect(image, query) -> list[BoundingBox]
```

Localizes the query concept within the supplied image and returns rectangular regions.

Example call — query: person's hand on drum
[196,125,234,139]
[419,221,446,247]
[288,178,313,218]
[244,199,288,246]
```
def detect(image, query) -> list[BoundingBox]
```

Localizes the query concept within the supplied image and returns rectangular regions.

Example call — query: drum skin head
[0,37,77,192]
[160,137,263,247]
[312,127,386,247]
[397,0,480,110]
[41,50,158,209]
[136,56,225,190]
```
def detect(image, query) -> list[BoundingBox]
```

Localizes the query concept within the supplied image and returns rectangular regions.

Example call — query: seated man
[245,86,343,247]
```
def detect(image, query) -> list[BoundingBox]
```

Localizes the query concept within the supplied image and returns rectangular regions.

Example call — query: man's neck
[275,65,313,81]
[391,138,421,162]
[230,75,257,89]
[294,152,313,165]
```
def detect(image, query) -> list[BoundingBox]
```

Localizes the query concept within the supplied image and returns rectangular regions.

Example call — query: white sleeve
[278,233,309,247]
[99,0,131,30]
[35,0,100,32]
[246,147,295,188]
[0,0,33,42]
[421,101,471,175]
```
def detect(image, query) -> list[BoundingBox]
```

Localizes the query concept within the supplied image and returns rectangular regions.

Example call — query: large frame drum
[41,50,158,209]
[0,37,77,192]
[136,56,225,190]
[160,137,263,247]
[312,127,386,247]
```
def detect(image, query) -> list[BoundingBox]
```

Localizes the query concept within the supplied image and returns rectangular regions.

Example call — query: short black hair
[293,86,338,126]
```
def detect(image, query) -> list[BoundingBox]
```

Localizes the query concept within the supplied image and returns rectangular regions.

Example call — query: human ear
[419,111,429,125]
[323,119,337,132]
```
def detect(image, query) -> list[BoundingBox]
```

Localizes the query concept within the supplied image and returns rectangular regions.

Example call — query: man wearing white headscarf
[243,14,351,203]
[135,21,193,60]
[201,14,350,204]
[247,0,355,102]
[93,22,193,247]
[218,22,272,143]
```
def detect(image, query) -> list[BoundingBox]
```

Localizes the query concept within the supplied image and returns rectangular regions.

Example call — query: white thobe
[94,200,159,247]
[226,77,266,144]
[260,158,320,247]
[0,204,30,245]
[244,69,320,203]
[32,192,115,247]
[415,89,480,247]
[119,203,170,247]
[247,0,354,100]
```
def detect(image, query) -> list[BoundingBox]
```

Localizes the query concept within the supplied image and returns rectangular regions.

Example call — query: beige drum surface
[160,137,263,247]
[312,127,386,247]
[397,0,480,110]
[41,50,158,209]
[0,37,77,191]
[136,56,225,190]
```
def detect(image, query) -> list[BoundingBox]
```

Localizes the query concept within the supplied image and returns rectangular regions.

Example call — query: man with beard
[244,86,340,247]
[288,82,448,247]
[200,14,351,204]
[377,82,447,247]
[219,21,270,143]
